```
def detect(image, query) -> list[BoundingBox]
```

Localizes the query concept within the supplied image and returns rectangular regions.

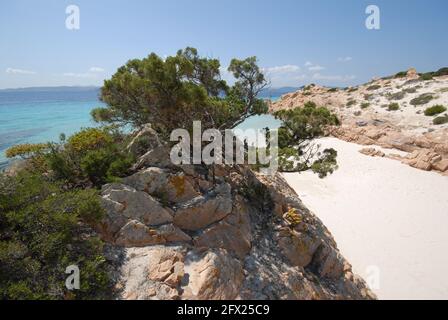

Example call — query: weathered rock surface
[99,129,376,300]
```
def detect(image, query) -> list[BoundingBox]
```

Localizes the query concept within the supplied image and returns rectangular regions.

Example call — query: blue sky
[0,0,447,89]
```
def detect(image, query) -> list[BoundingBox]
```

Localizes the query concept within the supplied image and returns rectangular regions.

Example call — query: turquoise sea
[0,87,103,169]
[0,87,282,170]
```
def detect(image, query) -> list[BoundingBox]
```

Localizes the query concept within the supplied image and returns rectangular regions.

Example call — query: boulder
[194,196,251,259]
[119,246,184,300]
[123,168,200,203]
[181,248,244,300]
[359,147,385,157]
[432,159,448,172]
[132,145,172,170]
[101,183,173,227]
[173,183,233,231]
[277,228,321,267]
[115,221,190,247]
[126,124,161,156]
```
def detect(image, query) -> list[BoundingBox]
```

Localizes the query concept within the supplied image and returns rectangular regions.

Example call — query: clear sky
[0,0,447,89]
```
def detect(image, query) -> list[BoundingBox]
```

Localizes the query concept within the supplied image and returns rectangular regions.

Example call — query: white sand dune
[283,137,448,300]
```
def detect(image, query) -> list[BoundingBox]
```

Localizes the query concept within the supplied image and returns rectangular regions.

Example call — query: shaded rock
[132,145,172,170]
[277,228,321,267]
[126,124,161,156]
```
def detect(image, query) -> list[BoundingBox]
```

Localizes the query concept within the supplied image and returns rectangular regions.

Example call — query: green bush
[274,102,340,177]
[388,103,400,111]
[420,73,434,81]
[387,91,406,100]
[424,105,447,116]
[366,84,381,91]
[433,116,448,125]
[346,100,357,107]
[404,87,417,94]
[0,172,112,300]
[360,102,370,109]
[410,93,434,106]
[43,128,133,187]
[434,67,448,77]
[394,71,407,78]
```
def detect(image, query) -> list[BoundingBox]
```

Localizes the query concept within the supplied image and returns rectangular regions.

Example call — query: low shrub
[424,105,447,116]
[434,67,448,77]
[387,91,406,100]
[360,102,370,109]
[410,93,434,106]
[5,143,49,159]
[0,172,112,300]
[388,103,400,111]
[394,71,407,78]
[404,87,417,94]
[346,100,357,107]
[420,73,434,81]
[366,84,381,91]
[433,116,448,125]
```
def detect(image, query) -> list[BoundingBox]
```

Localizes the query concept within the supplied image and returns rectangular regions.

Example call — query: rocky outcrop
[271,71,448,175]
[99,127,375,300]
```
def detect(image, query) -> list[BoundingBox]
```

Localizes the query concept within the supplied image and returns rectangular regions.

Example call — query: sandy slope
[283,137,448,299]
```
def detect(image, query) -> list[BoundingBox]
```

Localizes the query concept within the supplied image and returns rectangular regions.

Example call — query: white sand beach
[283,137,448,300]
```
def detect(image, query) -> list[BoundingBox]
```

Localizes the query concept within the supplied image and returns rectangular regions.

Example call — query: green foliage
[67,128,113,154]
[5,143,49,159]
[420,72,434,81]
[274,102,339,176]
[310,148,338,178]
[94,47,267,135]
[366,84,381,91]
[394,71,407,78]
[433,116,448,125]
[433,67,448,77]
[410,93,434,106]
[42,127,134,187]
[424,105,447,116]
[387,91,406,100]
[346,99,357,107]
[388,103,400,111]
[0,172,111,300]
[360,102,370,109]
[404,87,417,94]
[239,180,274,214]
[327,87,338,92]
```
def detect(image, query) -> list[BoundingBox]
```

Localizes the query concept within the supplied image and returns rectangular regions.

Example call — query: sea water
[0,88,103,169]
[0,88,282,170]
